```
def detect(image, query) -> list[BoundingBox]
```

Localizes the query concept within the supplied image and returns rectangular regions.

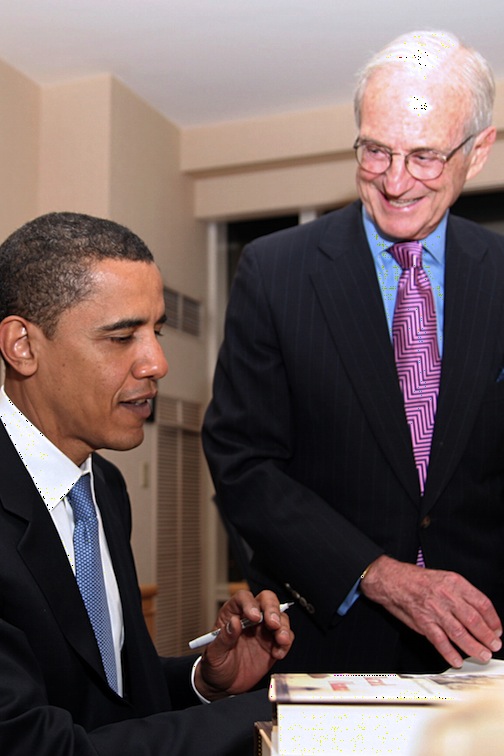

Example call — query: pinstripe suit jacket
[203,200,504,674]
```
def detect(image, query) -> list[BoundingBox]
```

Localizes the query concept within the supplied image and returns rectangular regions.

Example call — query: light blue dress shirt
[337,207,447,616]
[362,206,447,354]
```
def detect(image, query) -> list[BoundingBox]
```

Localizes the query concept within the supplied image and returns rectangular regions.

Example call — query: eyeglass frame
[352,133,476,180]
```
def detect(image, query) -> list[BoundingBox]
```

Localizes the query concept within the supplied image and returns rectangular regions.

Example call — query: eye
[110,333,134,344]
[365,144,389,158]
[409,151,441,165]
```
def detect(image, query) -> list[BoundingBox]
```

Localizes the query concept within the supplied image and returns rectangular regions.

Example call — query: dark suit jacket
[0,424,270,755]
[203,200,504,674]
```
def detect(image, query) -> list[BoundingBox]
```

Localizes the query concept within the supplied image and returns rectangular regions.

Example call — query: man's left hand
[194,590,294,700]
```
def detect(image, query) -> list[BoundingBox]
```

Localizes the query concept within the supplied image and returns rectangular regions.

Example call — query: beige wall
[181,80,504,220]
[38,75,112,216]
[0,60,39,238]
[0,60,207,587]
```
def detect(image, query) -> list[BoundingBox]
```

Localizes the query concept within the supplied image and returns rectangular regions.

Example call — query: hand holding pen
[191,590,295,700]
[189,601,293,648]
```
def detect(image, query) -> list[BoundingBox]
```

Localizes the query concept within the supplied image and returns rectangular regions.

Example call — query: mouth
[386,196,423,209]
[119,395,156,420]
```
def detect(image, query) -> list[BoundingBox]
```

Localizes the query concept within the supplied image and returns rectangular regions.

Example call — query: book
[268,657,504,755]
[254,721,275,756]
[270,671,457,705]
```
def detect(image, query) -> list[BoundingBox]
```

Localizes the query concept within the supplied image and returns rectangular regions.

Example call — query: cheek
[356,173,374,202]
[430,166,466,201]
[427,182,455,214]
[103,374,138,413]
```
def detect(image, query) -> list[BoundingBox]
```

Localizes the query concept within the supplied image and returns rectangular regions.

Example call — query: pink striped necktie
[390,242,441,567]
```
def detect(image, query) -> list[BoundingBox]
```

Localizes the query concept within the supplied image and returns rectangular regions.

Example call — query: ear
[466,126,497,182]
[0,317,39,377]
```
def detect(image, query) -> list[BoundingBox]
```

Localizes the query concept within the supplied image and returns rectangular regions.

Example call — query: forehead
[62,258,164,327]
[88,257,162,290]
[360,68,468,148]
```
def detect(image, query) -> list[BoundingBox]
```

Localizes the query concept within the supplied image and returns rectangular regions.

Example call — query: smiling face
[20,258,168,464]
[356,68,492,241]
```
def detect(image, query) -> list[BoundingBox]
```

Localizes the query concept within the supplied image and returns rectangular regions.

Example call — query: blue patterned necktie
[67,474,118,692]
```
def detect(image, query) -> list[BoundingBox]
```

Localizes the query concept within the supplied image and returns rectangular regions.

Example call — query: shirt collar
[362,205,447,265]
[0,386,91,511]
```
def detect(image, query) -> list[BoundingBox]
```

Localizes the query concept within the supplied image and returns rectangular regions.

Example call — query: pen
[188,601,294,649]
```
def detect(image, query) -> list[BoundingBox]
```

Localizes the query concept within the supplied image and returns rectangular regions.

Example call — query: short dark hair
[0,211,154,337]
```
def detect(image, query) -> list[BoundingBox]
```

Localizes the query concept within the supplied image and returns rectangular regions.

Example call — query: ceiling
[1,0,504,128]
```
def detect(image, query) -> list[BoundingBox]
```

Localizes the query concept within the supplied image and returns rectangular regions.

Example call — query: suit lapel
[0,426,108,684]
[92,461,139,630]
[310,206,419,501]
[91,456,169,710]
[423,218,504,508]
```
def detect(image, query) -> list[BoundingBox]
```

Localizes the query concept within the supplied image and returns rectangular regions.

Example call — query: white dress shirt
[0,386,124,695]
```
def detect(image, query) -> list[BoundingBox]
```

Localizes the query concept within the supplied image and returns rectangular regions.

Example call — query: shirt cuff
[190,656,212,704]
[337,577,361,616]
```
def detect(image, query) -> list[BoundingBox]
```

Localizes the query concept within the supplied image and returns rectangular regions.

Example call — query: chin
[377,218,427,241]
[105,432,145,453]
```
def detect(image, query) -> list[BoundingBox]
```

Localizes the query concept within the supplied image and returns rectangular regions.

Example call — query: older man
[0,212,293,755]
[203,30,504,675]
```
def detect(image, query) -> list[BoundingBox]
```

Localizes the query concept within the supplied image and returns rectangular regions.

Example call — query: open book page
[270,672,457,705]
[270,658,504,706]
[404,655,504,695]
[438,655,504,675]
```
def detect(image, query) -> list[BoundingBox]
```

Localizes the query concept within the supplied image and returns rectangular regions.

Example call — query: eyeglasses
[353,134,476,180]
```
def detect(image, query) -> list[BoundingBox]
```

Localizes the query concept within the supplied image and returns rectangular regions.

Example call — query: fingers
[425,616,492,669]
[419,579,502,665]
[221,589,288,630]
[363,556,502,667]
[470,590,503,637]
[251,590,294,652]
[430,593,502,667]
[426,624,464,669]
[216,589,293,653]
[211,590,259,638]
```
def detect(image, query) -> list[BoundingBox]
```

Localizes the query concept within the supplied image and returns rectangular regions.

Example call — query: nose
[134,335,169,381]
[382,153,414,194]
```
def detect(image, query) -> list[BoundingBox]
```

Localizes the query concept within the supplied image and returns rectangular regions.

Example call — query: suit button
[420,516,431,529]
[284,584,315,614]
[284,583,300,600]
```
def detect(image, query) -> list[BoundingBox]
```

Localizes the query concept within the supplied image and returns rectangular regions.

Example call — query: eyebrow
[98,314,167,333]
[360,137,438,153]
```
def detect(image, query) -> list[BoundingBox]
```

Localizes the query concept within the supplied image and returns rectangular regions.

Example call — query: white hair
[354,30,495,138]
